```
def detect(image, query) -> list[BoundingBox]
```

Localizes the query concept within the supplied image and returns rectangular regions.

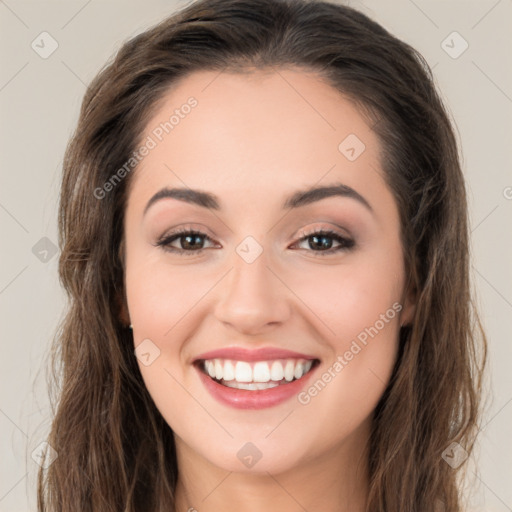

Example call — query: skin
[121,67,416,512]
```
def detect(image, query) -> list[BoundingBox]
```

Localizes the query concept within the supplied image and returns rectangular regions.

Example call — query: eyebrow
[143,182,373,216]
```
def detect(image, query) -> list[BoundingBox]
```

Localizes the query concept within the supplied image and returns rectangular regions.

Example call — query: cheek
[286,251,403,343]
[126,260,197,424]
[287,251,403,393]
[125,256,200,335]
[290,252,403,428]
[125,257,217,402]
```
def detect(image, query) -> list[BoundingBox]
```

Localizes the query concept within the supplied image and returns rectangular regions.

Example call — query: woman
[38,0,488,510]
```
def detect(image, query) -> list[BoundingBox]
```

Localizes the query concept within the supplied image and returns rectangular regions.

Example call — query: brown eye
[156,229,216,255]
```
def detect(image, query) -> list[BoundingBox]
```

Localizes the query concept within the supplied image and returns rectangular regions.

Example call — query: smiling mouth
[196,358,321,390]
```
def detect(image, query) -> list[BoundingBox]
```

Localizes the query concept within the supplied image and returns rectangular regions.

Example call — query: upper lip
[193,347,318,363]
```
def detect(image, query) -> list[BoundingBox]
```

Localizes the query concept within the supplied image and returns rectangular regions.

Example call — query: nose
[213,248,292,336]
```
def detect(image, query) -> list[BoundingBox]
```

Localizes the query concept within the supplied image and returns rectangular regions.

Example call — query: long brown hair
[37,0,488,510]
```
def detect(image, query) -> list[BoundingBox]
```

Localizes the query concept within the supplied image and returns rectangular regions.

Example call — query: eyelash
[155,226,355,257]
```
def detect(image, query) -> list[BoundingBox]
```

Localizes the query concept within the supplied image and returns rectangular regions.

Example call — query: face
[122,68,415,476]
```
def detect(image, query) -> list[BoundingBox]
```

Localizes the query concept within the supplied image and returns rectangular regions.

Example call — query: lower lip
[195,362,318,409]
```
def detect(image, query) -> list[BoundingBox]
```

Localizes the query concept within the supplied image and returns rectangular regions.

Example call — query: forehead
[127,67,389,215]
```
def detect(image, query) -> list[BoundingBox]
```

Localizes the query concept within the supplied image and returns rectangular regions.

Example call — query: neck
[173,424,370,512]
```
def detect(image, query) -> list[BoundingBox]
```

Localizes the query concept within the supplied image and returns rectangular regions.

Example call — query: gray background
[1,0,511,510]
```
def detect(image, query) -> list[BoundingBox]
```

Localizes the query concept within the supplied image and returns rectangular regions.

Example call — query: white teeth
[270,360,284,381]
[223,381,280,390]
[234,361,253,382]
[201,357,316,386]
[253,361,270,382]
[207,360,216,378]
[214,359,223,380]
[223,360,235,381]
[294,361,304,380]
[284,360,295,382]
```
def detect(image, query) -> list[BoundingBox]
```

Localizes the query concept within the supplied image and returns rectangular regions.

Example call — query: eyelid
[156,222,350,243]
[296,222,353,239]
[155,222,355,258]
[157,222,216,240]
